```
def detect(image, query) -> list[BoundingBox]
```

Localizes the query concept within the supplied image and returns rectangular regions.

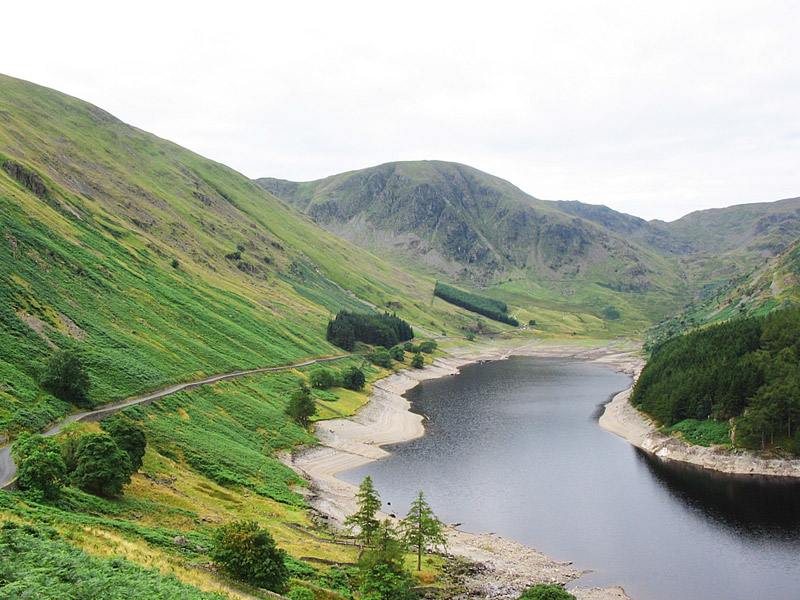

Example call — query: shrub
[342,367,366,390]
[389,346,405,362]
[309,367,337,389]
[40,350,92,408]
[411,353,424,369]
[72,433,132,497]
[100,415,147,472]
[419,340,437,354]
[212,520,288,592]
[288,586,315,600]
[518,585,576,600]
[369,349,393,369]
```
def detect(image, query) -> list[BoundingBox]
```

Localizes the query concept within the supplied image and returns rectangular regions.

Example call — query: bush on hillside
[11,432,67,500]
[309,367,337,389]
[101,416,147,472]
[212,520,288,592]
[71,433,132,497]
[342,367,366,390]
[368,349,393,368]
[40,350,92,408]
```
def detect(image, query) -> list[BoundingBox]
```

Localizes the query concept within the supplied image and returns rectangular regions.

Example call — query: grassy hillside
[646,237,800,348]
[0,74,470,599]
[0,75,494,436]
[258,161,688,329]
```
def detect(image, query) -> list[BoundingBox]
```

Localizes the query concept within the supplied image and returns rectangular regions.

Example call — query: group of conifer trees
[326,311,414,351]
[632,307,800,451]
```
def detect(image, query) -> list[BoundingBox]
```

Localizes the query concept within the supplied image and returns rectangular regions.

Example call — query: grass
[663,419,732,447]
[0,74,657,600]
[0,74,507,438]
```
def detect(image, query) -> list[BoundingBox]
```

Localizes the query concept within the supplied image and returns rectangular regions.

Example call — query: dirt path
[0,354,359,489]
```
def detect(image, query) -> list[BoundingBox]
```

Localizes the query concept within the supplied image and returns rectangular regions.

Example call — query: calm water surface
[340,356,800,600]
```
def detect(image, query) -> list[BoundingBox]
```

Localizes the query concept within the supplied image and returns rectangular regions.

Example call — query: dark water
[340,356,800,600]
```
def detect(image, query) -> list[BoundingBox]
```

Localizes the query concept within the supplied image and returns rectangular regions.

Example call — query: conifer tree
[401,491,446,571]
[345,475,382,546]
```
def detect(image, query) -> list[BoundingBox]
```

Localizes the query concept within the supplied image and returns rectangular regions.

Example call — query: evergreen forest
[632,307,800,452]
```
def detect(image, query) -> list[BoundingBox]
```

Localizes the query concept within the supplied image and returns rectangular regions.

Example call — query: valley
[1,72,799,600]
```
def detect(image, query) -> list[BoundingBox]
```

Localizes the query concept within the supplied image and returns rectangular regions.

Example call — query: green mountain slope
[0,74,454,436]
[258,161,688,327]
[0,74,664,599]
[646,236,800,347]
[259,162,800,332]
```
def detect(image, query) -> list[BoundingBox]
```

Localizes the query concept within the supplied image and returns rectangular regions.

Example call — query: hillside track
[0,354,360,489]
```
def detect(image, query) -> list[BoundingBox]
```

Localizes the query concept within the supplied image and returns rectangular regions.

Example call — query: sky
[3,1,800,222]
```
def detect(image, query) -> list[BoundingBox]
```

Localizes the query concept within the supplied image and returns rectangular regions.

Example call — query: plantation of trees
[326,311,414,351]
[433,282,519,326]
[631,307,800,452]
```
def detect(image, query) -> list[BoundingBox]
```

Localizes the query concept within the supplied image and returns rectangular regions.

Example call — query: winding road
[0,354,359,489]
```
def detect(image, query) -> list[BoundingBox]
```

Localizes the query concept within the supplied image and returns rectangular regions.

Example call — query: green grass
[0,74,499,437]
[664,419,732,447]
[0,522,227,600]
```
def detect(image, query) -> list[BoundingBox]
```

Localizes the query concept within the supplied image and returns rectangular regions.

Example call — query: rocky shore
[287,340,637,600]
[599,370,800,477]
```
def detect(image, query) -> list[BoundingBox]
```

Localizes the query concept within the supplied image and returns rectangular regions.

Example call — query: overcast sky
[5,1,800,221]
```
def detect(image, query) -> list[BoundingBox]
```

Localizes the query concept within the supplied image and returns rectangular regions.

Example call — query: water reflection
[636,448,800,534]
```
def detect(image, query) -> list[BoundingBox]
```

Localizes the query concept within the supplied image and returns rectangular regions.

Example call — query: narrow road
[0,354,360,489]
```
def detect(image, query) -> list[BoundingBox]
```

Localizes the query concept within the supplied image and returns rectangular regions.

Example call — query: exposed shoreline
[598,365,800,478]
[288,339,637,600]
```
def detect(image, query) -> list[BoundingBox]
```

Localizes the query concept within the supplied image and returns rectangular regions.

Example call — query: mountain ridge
[258,160,800,325]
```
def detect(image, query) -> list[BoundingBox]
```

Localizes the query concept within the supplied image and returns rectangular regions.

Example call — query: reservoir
[340,356,800,600]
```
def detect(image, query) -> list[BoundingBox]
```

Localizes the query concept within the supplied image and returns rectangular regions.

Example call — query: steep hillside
[0,74,460,436]
[258,161,687,325]
[646,237,800,347]
[260,162,800,331]
[668,197,800,257]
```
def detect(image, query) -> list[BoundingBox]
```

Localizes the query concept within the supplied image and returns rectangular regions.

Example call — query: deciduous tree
[101,416,147,472]
[40,350,92,408]
[11,432,66,500]
[212,520,288,592]
[342,366,366,390]
[72,433,132,497]
[286,383,316,429]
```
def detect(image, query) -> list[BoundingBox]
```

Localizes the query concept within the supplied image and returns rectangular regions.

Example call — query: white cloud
[3,0,799,220]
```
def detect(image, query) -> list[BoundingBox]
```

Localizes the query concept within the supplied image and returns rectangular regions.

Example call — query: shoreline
[288,339,636,600]
[598,372,800,478]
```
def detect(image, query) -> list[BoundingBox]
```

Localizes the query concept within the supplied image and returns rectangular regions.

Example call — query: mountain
[0,74,655,600]
[258,162,800,328]
[646,236,800,347]
[258,161,688,325]
[0,74,463,436]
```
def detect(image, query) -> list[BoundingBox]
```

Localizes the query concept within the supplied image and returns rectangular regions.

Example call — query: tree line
[433,281,519,326]
[631,307,800,452]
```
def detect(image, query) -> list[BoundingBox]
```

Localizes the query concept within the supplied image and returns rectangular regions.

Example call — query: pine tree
[345,476,382,546]
[401,491,446,571]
